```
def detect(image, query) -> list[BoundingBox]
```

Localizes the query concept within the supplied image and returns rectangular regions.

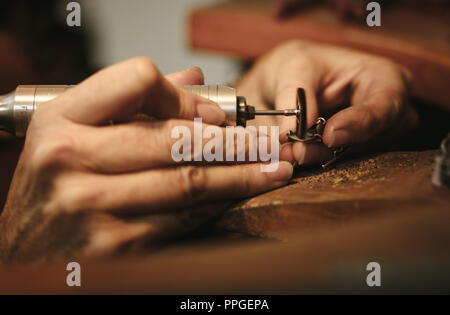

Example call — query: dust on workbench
[215,150,449,240]
[294,150,435,189]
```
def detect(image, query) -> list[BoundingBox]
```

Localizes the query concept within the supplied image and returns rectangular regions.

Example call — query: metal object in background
[0,85,302,138]
[432,133,450,189]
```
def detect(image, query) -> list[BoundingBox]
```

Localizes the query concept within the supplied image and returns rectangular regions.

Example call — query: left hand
[237,40,419,165]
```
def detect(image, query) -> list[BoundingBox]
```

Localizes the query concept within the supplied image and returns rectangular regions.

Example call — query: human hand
[0,58,292,263]
[237,40,419,165]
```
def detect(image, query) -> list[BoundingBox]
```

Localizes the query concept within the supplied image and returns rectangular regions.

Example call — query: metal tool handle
[180,85,238,122]
[0,85,240,138]
[13,86,71,137]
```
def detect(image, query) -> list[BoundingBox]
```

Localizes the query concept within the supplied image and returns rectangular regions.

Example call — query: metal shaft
[255,109,300,116]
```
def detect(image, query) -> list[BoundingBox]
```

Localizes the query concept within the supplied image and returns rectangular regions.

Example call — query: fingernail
[293,142,306,165]
[266,161,293,181]
[188,66,204,81]
[327,132,336,147]
[328,129,351,148]
[196,104,226,125]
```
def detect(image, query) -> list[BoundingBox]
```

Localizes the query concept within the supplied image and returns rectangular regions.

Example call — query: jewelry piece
[287,88,347,170]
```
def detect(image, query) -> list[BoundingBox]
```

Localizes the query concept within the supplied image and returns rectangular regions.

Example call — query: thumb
[165,67,205,86]
[323,105,385,148]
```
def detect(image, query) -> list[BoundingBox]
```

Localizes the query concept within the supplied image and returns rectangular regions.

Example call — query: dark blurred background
[0,0,241,95]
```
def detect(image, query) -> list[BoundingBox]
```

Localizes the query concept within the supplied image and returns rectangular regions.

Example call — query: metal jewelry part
[287,117,326,144]
[286,88,347,170]
[322,147,347,170]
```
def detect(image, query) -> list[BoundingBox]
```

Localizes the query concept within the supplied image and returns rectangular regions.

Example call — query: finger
[62,162,294,214]
[322,58,411,148]
[48,58,225,126]
[81,121,278,173]
[292,142,332,166]
[82,213,155,257]
[280,142,332,166]
[165,67,204,86]
[322,91,405,148]
[273,59,322,143]
[123,202,230,249]
[280,143,295,164]
[86,202,230,255]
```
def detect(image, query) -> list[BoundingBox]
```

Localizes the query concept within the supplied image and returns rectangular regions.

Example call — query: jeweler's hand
[238,40,419,165]
[0,58,292,263]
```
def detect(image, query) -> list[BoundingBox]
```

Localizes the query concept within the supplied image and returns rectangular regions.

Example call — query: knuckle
[361,106,379,129]
[51,181,104,214]
[364,56,402,78]
[178,166,207,201]
[166,118,194,142]
[177,90,196,118]
[165,119,182,134]
[278,39,307,52]
[269,40,312,67]
[283,51,311,69]
[130,57,160,88]
[30,134,78,173]
[165,118,181,141]
[385,93,405,125]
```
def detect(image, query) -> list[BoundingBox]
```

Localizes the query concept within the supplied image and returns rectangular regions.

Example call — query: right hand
[0,58,293,263]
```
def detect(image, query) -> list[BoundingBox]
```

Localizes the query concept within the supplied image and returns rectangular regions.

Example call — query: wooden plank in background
[189,0,450,111]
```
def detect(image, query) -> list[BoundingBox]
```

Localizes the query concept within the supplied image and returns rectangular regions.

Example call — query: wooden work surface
[1,150,449,293]
[189,0,450,112]
[216,150,449,240]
